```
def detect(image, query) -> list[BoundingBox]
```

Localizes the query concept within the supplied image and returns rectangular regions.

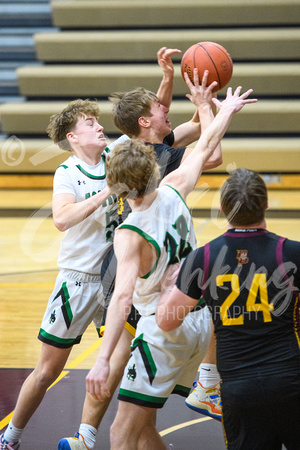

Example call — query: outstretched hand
[184,69,218,110]
[212,86,257,113]
[157,46,181,78]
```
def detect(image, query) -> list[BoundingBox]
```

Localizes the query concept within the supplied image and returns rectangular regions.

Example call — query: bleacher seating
[0,0,299,188]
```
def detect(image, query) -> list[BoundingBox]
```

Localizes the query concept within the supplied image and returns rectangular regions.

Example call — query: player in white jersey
[86,72,257,449]
[39,147,119,347]
[0,47,186,450]
[0,98,118,450]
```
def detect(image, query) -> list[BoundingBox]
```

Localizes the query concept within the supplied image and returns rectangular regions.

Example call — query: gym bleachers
[0,0,299,188]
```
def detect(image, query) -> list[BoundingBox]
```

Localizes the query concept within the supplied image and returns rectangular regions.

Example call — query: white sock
[3,420,23,443]
[199,363,220,388]
[79,423,97,449]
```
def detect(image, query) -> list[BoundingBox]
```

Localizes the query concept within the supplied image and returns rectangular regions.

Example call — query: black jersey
[150,131,185,180]
[176,228,300,380]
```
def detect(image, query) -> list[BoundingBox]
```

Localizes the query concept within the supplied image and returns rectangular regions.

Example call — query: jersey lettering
[216,273,273,326]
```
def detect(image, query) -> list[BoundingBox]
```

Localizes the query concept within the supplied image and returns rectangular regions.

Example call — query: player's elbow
[53,214,69,232]
[204,154,223,170]
[156,308,179,332]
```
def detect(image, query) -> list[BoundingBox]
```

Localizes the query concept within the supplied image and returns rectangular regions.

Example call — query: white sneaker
[58,432,89,450]
[0,433,20,450]
[185,381,222,422]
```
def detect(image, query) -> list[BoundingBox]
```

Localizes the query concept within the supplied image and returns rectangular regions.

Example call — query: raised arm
[175,70,222,168]
[156,46,181,109]
[161,72,257,200]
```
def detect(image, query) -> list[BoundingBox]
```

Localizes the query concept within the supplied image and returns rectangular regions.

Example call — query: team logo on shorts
[127,364,137,381]
[236,250,249,267]
[49,310,56,324]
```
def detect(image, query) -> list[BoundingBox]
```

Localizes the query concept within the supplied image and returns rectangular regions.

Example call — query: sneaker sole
[58,440,72,450]
[185,401,222,422]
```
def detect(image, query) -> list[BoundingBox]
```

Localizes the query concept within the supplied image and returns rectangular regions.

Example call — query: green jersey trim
[76,155,106,180]
[118,224,160,279]
[39,328,82,346]
[118,388,166,405]
[58,164,68,169]
[164,184,190,212]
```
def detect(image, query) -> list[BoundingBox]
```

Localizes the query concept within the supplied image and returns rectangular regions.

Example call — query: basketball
[181,42,233,92]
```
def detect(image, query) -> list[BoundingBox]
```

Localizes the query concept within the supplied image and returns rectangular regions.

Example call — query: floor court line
[0,337,102,431]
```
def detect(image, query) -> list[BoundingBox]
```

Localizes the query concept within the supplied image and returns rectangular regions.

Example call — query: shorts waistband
[60,269,101,283]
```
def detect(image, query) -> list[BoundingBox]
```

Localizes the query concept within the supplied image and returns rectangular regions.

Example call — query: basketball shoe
[185,381,222,422]
[0,434,20,450]
[58,432,89,450]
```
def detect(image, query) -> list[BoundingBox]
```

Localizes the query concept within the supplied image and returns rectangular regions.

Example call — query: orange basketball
[181,42,233,92]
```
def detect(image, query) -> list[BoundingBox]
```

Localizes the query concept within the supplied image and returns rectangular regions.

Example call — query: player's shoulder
[55,154,76,171]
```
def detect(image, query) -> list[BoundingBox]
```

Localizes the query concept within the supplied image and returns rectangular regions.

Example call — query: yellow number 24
[216,273,274,326]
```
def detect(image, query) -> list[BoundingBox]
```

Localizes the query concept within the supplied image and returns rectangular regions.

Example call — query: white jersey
[53,147,119,275]
[119,184,197,316]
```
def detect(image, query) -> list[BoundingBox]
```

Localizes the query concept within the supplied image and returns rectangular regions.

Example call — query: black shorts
[221,370,300,450]
[100,247,141,337]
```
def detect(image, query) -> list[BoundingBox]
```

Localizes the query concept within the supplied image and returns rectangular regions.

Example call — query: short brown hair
[221,168,268,226]
[106,139,160,199]
[109,88,158,138]
[47,99,100,151]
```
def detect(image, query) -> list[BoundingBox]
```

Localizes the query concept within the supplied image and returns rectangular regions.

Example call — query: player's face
[72,115,107,152]
[148,100,171,137]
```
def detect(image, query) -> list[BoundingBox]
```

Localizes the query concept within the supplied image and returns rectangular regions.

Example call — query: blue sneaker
[0,433,20,450]
[185,381,222,422]
[58,432,89,449]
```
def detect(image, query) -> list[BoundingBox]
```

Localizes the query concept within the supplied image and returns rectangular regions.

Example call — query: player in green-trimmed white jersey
[86,73,257,449]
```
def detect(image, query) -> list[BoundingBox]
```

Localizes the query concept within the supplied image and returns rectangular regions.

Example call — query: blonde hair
[109,88,158,138]
[47,99,100,151]
[221,168,268,226]
[106,139,160,199]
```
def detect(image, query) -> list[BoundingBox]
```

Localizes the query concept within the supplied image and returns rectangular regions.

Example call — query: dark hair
[109,88,158,138]
[221,168,267,226]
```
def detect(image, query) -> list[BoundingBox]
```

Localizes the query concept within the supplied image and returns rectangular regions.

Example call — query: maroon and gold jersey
[176,228,300,380]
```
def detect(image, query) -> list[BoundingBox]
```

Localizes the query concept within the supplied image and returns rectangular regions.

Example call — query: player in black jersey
[157,168,300,450]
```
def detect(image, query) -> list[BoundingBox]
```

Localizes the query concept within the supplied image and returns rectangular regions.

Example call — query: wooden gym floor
[1,187,299,449]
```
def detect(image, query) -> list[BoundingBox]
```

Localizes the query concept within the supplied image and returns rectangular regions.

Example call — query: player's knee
[110,420,124,446]
[32,365,61,389]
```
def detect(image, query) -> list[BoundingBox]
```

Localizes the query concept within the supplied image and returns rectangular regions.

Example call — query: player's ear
[138,116,150,128]
[66,131,77,143]
[219,204,223,212]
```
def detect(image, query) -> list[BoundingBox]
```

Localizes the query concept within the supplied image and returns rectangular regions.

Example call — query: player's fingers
[212,97,222,108]
[226,86,233,97]
[206,80,218,93]
[240,88,254,99]
[233,86,242,96]
[200,70,209,88]
[193,68,200,87]
[184,72,194,88]
[163,48,181,58]
[157,47,167,59]
[244,98,258,104]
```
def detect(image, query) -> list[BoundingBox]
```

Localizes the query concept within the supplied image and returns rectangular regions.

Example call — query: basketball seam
[196,44,221,88]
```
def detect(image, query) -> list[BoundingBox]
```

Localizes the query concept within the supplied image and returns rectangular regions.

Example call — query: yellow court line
[159,416,211,437]
[66,338,102,369]
[0,338,102,431]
